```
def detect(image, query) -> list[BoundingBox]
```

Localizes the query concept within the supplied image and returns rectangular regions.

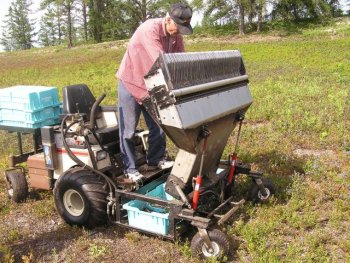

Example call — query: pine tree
[193,0,246,35]
[121,0,179,33]
[38,7,59,46]
[1,7,15,51]
[88,0,104,43]
[1,0,35,51]
[102,0,134,40]
[40,0,76,48]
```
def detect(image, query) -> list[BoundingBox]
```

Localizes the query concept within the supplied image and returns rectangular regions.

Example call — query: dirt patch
[245,120,270,129]
[292,148,340,169]
[293,149,335,158]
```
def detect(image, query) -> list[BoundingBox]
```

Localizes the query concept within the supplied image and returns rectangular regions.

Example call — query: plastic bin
[0,106,61,123]
[0,86,61,128]
[0,86,60,112]
[0,118,60,129]
[123,183,174,235]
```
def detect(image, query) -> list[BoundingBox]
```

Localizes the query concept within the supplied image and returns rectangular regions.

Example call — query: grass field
[0,19,349,262]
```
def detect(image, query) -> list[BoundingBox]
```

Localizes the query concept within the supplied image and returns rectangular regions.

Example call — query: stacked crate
[0,86,61,129]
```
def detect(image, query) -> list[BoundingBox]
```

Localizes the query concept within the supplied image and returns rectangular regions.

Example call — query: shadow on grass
[3,225,84,262]
[4,224,125,262]
[236,149,308,204]
[0,225,91,262]
[28,190,46,201]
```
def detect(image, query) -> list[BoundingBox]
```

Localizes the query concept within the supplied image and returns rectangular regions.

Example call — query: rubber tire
[249,178,276,203]
[5,169,28,203]
[53,167,108,228]
[191,229,230,260]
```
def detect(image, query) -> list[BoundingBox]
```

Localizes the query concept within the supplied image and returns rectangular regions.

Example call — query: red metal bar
[192,134,210,210]
[227,153,238,185]
[227,118,243,185]
[192,175,202,210]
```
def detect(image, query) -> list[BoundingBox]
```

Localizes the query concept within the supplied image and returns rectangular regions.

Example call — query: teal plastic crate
[0,86,60,112]
[123,183,174,235]
[0,86,61,129]
[0,118,60,129]
[0,106,61,123]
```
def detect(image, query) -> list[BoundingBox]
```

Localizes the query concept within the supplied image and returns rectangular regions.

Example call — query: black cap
[169,3,193,35]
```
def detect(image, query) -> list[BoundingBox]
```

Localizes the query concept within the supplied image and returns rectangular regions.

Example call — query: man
[116,3,193,182]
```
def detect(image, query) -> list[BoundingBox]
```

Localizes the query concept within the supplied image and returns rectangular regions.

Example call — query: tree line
[1,0,347,51]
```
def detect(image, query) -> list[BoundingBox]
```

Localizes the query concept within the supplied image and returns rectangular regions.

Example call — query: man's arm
[141,25,165,62]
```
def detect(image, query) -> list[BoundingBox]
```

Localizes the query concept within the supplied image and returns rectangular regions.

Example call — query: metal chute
[143,50,253,198]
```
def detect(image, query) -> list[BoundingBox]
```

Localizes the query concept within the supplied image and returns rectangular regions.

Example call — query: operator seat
[62,83,97,119]
[62,84,119,145]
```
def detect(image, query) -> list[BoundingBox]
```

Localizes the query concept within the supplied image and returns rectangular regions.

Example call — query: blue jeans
[117,80,166,173]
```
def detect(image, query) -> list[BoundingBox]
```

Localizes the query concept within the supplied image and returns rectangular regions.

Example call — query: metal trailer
[2,50,276,260]
[2,125,41,202]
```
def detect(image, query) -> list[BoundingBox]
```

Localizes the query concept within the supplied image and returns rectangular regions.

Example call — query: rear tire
[53,167,108,228]
[191,229,230,260]
[5,169,28,203]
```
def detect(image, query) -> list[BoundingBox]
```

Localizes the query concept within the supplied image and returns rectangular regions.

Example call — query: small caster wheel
[191,229,229,259]
[249,178,275,203]
[5,168,28,203]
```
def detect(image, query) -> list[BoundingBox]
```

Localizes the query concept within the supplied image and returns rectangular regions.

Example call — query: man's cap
[169,3,193,35]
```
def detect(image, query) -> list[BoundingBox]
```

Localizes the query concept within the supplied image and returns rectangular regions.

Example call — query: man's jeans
[117,80,166,173]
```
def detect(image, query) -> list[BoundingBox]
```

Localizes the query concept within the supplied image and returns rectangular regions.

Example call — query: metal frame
[0,125,42,167]
[110,159,267,241]
[112,174,213,240]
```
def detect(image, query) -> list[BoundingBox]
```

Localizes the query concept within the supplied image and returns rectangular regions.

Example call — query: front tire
[53,167,108,228]
[191,229,230,259]
[5,168,28,203]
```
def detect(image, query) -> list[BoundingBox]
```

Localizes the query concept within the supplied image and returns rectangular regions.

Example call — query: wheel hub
[5,179,13,198]
[7,188,13,197]
[63,189,85,217]
[258,188,271,200]
[202,241,220,257]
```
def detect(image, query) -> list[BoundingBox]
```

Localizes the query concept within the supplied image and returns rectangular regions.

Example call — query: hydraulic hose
[62,119,118,222]
[60,115,118,192]
[89,93,106,130]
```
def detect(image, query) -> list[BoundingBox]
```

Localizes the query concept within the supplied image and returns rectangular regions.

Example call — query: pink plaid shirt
[116,18,185,103]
